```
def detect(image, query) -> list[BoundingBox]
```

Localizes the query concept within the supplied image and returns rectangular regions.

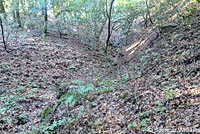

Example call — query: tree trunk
[12,0,16,20]
[95,17,107,39]
[0,0,5,13]
[0,17,9,52]
[0,0,7,19]
[144,0,153,28]
[105,0,115,53]
[16,0,22,27]
[43,0,48,35]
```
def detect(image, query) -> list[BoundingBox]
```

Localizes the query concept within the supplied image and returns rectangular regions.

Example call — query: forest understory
[0,9,200,134]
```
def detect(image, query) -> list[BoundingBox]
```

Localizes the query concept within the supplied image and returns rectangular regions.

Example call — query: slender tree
[0,0,8,52]
[0,0,7,19]
[0,17,9,52]
[16,0,22,27]
[43,0,48,35]
[11,0,22,27]
[105,0,115,53]
[144,0,153,27]
[0,0,5,13]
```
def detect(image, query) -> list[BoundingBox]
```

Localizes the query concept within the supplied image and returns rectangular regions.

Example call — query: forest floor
[0,12,200,134]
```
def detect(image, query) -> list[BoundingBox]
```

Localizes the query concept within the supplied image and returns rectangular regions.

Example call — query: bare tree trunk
[12,0,22,27]
[0,0,7,19]
[144,0,153,28]
[12,0,16,20]
[43,0,48,35]
[0,0,8,52]
[105,0,115,53]
[148,0,153,25]
[95,17,107,39]
[16,0,22,27]
[0,0,5,13]
[0,17,9,53]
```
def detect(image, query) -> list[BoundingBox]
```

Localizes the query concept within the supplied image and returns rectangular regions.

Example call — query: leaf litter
[0,12,199,134]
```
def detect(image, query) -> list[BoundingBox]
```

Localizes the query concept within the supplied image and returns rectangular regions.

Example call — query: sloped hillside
[119,10,200,132]
[63,10,200,133]
[54,10,200,133]
[0,8,199,134]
